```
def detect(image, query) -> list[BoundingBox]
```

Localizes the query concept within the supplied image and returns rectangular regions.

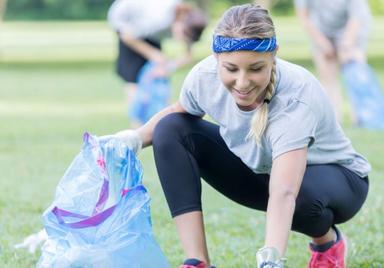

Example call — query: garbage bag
[37,133,169,268]
[342,61,384,129]
[129,62,171,124]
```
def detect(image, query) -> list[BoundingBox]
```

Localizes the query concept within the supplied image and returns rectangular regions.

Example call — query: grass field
[0,17,384,267]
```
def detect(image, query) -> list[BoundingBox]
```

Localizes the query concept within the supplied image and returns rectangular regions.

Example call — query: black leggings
[152,113,369,237]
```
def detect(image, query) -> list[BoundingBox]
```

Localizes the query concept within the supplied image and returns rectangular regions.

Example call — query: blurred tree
[369,0,384,15]
[192,0,209,12]
[0,0,6,20]
[6,0,112,20]
[253,0,271,10]
[3,0,384,20]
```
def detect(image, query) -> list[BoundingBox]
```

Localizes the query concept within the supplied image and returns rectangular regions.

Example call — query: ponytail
[248,61,276,143]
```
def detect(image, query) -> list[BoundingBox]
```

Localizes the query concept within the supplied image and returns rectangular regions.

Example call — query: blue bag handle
[51,185,145,229]
[51,133,141,229]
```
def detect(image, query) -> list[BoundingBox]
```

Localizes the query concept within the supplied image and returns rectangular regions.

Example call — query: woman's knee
[153,113,194,148]
[292,193,333,237]
[293,210,333,237]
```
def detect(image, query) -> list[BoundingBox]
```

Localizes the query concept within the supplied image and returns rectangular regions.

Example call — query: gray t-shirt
[107,0,180,39]
[179,55,371,177]
[294,0,371,38]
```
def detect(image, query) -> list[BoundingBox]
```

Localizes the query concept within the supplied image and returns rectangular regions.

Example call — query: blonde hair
[214,4,277,143]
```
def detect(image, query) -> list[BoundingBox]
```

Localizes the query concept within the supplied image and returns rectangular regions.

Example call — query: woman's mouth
[233,88,254,97]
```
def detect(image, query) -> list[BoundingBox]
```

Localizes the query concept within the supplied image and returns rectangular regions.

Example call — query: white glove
[115,129,142,155]
[256,247,286,268]
[14,229,47,254]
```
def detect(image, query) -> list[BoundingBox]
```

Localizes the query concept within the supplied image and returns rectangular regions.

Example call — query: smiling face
[217,50,274,111]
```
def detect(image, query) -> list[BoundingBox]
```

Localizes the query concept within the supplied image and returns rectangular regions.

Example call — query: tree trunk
[193,0,209,12]
[0,0,7,21]
[254,0,271,11]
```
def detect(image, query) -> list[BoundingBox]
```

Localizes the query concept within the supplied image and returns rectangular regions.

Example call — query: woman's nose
[236,73,251,89]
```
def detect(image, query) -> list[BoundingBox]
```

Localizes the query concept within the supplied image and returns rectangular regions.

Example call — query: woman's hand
[256,247,286,268]
[149,61,176,78]
[115,129,143,154]
[316,37,336,59]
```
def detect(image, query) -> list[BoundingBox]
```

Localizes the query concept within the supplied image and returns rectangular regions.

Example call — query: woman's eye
[250,67,263,72]
[225,67,237,72]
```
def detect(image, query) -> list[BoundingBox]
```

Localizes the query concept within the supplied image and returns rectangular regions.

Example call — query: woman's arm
[341,0,371,50]
[120,32,166,63]
[264,147,307,257]
[340,18,361,48]
[295,7,335,58]
[338,18,365,63]
[137,101,187,147]
[114,101,187,153]
[107,0,166,64]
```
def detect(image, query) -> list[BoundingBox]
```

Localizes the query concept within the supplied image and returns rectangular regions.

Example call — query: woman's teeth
[235,89,251,95]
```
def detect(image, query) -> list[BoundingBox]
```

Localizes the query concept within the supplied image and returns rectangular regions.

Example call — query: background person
[107,0,207,127]
[294,0,372,123]
[110,4,370,267]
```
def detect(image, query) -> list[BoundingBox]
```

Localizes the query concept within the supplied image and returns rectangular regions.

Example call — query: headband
[212,35,277,53]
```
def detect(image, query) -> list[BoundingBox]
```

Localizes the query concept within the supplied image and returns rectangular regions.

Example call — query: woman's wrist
[115,129,143,154]
[166,61,178,72]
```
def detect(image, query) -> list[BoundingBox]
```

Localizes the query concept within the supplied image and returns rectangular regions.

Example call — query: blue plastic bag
[342,61,384,129]
[37,133,169,268]
[130,62,171,124]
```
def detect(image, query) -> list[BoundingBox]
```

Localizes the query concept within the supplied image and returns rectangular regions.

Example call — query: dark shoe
[179,258,216,268]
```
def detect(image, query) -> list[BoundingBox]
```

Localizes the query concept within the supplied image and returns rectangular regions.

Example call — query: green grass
[0,17,384,267]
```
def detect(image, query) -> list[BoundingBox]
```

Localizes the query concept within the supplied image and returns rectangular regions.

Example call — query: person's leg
[123,82,141,128]
[312,50,344,122]
[153,114,369,264]
[116,38,142,127]
[291,164,368,266]
[292,164,368,237]
[174,211,210,265]
[152,113,270,265]
[116,38,161,127]
[339,47,368,125]
[336,34,368,125]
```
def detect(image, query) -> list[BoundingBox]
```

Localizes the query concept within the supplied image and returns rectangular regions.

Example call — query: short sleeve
[348,0,371,19]
[107,0,138,35]
[179,67,206,117]
[267,99,317,159]
[108,0,178,38]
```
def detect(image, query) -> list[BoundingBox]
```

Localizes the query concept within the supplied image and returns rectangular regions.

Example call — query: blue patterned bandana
[212,35,277,53]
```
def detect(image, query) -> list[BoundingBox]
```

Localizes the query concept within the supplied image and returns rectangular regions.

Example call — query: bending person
[108,0,207,127]
[294,0,372,123]
[110,4,370,267]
